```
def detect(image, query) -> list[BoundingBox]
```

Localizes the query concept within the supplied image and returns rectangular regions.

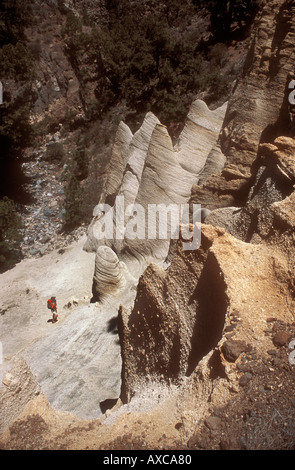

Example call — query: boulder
[205,137,295,242]
[92,246,126,302]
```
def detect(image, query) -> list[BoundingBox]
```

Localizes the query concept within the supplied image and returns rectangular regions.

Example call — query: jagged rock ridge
[190,0,295,210]
[85,99,227,279]
[1,0,295,451]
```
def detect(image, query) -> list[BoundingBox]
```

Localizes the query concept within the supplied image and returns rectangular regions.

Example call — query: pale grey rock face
[84,112,160,255]
[99,112,160,209]
[99,121,133,207]
[124,123,201,270]
[138,123,198,203]
[175,100,228,177]
[116,114,160,210]
[198,144,227,185]
[92,246,126,302]
[85,99,228,277]
[21,302,123,420]
[126,112,161,180]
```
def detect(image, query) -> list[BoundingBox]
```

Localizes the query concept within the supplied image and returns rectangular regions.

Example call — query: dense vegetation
[0,0,35,199]
[0,0,35,271]
[58,0,261,232]
[0,0,261,271]
[61,0,261,127]
[57,0,236,232]
[0,197,23,273]
[62,0,231,127]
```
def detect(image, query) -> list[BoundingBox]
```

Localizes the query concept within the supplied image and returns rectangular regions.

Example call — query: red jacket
[48,299,57,311]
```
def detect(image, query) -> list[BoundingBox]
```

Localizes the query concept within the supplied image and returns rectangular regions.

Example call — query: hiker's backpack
[47,299,52,309]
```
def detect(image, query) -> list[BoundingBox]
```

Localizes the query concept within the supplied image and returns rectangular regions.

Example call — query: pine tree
[193,0,261,40]
[0,197,23,272]
[63,174,84,230]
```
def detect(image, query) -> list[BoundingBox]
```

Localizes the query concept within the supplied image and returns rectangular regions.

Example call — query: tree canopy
[0,0,35,201]
[193,0,261,40]
[63,0,232,127]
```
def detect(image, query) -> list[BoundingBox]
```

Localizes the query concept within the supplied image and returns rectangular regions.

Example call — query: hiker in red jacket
[47,296,58,323]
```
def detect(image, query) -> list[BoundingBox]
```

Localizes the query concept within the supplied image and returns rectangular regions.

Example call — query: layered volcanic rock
[99,113,160,209]
[2,1,295,451]
[117,113,161,205]
[205,136,295,242]
[175,100,228,176]
[118,222,295,403]
[92,246,127,302]
[190,0,295,209]
[99,121,133,208]
[84,112,160,256]
[118,226,228,401]
[122,123,200,268]
[27,3,84,123]
[0,357,41,434]
[84,99,227,276]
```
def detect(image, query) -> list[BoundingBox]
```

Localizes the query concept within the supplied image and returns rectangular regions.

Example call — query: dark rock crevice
[186,252,228,376]
[118,234,228,403]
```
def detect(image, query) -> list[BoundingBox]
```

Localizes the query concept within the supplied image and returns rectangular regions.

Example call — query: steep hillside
[191,0,295,209]
[1,0,295,453]
[1,0,245,272]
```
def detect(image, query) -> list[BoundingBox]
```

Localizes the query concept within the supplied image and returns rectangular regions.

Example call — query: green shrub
[0,88,33,150]
[29,39,42,60]
[31,115,58,141]
[206,69,232,103]
[45,142,65,162]
[62,174,84,230]
[57,0,69,14]
[62,10,83,37]
[0,41,35,81]
[0,0,33,45]
[0,84,35,200]
[0,2,36,199]
[61,0,239,127]
[74,147,89,181]
[0,197,23,272]
[61,107,78,131]
[208,43,229,68]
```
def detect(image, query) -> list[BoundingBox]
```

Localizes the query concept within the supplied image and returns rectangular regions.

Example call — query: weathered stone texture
[85,100,227,273]
[191,0,295,209]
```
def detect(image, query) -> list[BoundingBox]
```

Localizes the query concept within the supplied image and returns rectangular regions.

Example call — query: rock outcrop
[118,223,295,402]
[2,0,295,452]
[118,226,227,402]
[174,100,228,176]
[0,357,41,434]
[91,246,127,302]
[99,121,134,208]
[190,0,295,210]
[28,3,83,123]
[205,136,295,242]
[83,0,295,423]
[84,99,227,277]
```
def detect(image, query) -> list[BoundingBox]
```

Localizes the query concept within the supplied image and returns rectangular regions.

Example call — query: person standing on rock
[47,296,58,323]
